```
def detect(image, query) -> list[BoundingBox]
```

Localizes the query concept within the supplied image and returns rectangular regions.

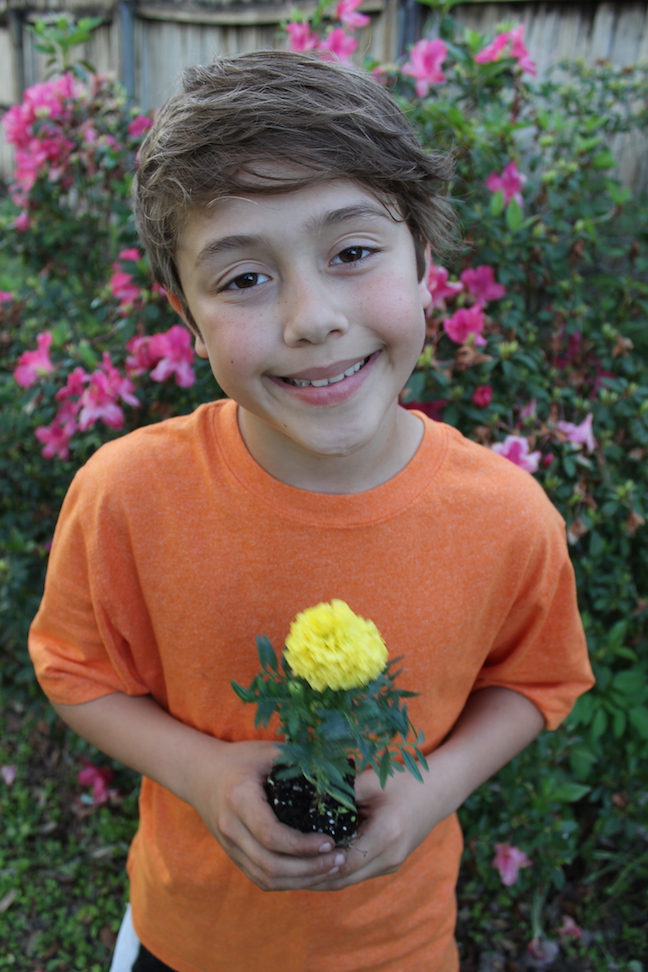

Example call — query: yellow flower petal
[284,600,388,691]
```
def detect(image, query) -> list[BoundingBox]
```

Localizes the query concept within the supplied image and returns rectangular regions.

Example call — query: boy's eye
[331,246,373,265]
[223,271,270,291]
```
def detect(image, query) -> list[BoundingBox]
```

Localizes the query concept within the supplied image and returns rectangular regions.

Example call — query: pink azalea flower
[0,291,14,303]
[492,843,533,885]
[14,331,55,387]
[543,452,554,467]
[78,371,126,431]
[126,334,158,375]
[319,28,358,62]
[486,161,527,207]
[35,418,76,460]
[491,436,541,474]
[508,26,537,76]
[402,39,448,97]
[475,25,537,75]
[14,211,31,232]
[285,22,320,52]
[475,32,510,65]
[100,352,140,407]
[55,366,89,402]
[109,269,142,311]
[128,114,153,138]
[55,396,81,429]
[426,264,463,309]
[443,304,486,346]
[118,247,141,262]
[472,385,493,408]
[336,0,370,29]
[77,760,115,805]
[557,915,583,940]
[460,265,506,306]
[1,765,17,786]
[149,325,196,388]
[556,413,596,453]
[82,122,98,144]
[520,398,537,420]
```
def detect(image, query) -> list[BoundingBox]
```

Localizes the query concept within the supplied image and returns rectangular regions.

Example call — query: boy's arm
[52,693,346,890]
[316,685,545,890]
[53,685,541,893]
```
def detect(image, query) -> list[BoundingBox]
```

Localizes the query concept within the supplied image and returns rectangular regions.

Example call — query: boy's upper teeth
[287,358,366,387]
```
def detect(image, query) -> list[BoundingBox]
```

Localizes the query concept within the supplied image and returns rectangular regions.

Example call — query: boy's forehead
[177,178,403,257]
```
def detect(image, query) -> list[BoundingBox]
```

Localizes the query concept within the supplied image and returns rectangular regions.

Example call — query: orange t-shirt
[29,400,593,972]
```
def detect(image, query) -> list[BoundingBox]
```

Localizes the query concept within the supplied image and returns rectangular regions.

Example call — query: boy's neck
[237,405,424,494]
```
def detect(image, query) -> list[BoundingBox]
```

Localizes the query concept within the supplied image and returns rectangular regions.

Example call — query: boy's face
[172,179,431,488]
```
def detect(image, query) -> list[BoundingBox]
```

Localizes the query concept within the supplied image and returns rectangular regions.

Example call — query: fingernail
[319,842,333,853]
[328,866,339,875]
[334,853,345,866]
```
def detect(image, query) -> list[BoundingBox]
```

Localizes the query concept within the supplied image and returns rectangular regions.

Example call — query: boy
[29,51,594,972]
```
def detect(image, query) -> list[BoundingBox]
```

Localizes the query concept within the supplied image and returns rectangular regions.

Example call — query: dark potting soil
[264,764,359,845]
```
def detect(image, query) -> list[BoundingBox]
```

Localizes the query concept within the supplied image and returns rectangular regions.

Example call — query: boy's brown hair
[133,49,455,327]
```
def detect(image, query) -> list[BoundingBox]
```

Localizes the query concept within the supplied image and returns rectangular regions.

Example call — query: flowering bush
[0,21,212,690]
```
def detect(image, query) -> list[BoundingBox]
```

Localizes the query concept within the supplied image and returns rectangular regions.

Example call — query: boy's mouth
[279,355,371,388]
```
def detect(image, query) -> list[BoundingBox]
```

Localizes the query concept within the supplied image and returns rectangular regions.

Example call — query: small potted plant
[232,599,427,844]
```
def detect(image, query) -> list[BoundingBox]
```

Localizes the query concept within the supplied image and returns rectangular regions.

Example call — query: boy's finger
[242,800,343,858]
[226,822,347,890]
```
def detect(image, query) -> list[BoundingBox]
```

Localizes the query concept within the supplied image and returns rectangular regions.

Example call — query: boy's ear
[419,245,432,311]
[167,292,208,358]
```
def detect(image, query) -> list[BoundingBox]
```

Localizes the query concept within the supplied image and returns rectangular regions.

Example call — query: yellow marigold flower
[285,600,388,692]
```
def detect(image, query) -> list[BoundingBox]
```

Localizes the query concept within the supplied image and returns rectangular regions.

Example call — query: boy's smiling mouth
[277,353,374,388]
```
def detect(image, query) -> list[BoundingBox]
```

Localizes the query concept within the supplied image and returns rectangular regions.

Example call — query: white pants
[109,904,141,972]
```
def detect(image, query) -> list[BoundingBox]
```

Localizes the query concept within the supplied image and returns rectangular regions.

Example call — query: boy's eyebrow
[193,204,394,268]
[306,203,395,232]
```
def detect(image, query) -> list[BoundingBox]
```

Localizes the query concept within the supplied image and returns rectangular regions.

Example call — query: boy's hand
[309,686,545,891]
[307,766,441,891]
[186,738,347,891]
[52,695,344,892]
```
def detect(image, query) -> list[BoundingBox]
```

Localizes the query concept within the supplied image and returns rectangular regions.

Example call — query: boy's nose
[280,280,349,346]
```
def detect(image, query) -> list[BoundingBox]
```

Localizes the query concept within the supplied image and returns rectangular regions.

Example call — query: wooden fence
[0,0,646,183]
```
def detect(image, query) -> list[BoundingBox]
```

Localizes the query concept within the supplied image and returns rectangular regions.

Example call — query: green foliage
[233,635,426,807]
[29,14,103,77]
[0,693,139,968]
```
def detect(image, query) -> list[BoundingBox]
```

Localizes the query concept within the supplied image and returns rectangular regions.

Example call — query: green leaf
[256,635,278,672]
[628,706,648,740]
[505,199,524,232]
[231,680,255,703]
[590,706,608,742]
[378,750,392,788]
[550,782,591,803]
[401,749,424,783]
[612,708,627,739]
[612,670,643,696]
[490,189,505,217]
[606,620,628,650]
[592,150,615,169]
[588,530,604,558]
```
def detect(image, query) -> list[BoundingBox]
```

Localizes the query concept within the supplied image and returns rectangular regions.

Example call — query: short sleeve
[28,460,154,705]
[473,506,594,730]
